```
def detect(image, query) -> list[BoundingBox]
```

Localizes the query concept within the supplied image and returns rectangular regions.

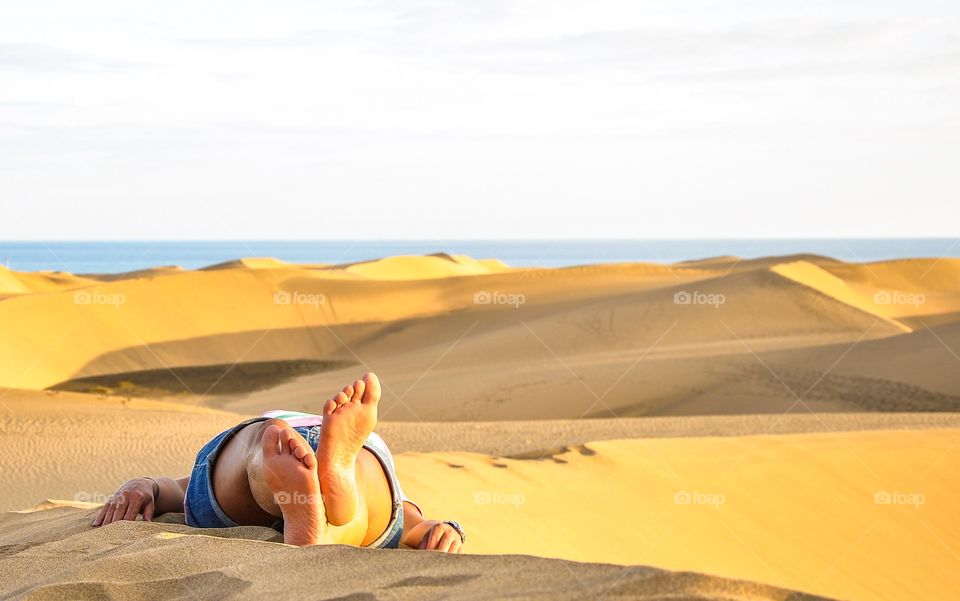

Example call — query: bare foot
[317,372,380,526]
[260,422,326,546]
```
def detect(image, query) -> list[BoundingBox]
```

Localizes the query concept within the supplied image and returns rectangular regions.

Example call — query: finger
[92,502,112,526]
[452,539,463,554]
[433,531,448,552]
[100,499,119,525]
[92,503,109,526]
[110,499,130,523]
[142,499,155,522]
[437,531,456,553]
[418,527,431,549]
[122,499,142,521]
[426,525,444,550]
[106,499,127,524]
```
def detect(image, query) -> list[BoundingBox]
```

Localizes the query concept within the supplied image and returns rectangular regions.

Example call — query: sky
[1,0,958,239]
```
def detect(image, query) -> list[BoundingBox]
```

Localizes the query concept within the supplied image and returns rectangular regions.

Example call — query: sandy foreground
[0,253,958,600]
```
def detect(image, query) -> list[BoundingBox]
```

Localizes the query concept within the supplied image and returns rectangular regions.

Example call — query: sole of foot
[260,422,326,546]
[316,372,381,527]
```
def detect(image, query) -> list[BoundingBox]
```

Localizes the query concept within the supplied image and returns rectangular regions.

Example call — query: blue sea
[0,239,956,274]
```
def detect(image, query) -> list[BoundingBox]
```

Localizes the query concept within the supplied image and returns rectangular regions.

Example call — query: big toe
[361,372,381,405]
[262,424,283,456]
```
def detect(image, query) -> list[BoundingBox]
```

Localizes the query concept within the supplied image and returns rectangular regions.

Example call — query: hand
[92,478,157,526]
[417,521,463,553]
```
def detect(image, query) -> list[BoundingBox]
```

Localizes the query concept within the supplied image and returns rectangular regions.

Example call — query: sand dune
[0,265,95,297]
[337,253,511,280]
[398,428,960,601]
[0,399,955,600]
[0,256,740,390]
[5,386,956,513]
[0,389,241,513]
[1,253,958,600]
[775,258,960,322]
[223,264,957,418]
[0,254,955,421]
[202,257,294,271]
[758,319,960,399]
[85,265,186,282]
[771,260,910,329]
[0,508,828,601]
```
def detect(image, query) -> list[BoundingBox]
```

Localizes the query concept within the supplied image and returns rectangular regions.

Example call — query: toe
[334,391,349,407]
[322,398,337,416]
[351,379,365,402]
[361,372,381,405]
[279,427,295,454]
[291,439,308,459]
[342,384,354,399]
[262,424,283,456]
[291,440,317,469]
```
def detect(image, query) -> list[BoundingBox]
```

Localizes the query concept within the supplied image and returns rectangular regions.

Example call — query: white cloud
[0,0,958,238]
[0,43,138,72]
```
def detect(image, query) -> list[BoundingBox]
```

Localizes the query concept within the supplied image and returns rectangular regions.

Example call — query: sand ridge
[0,411,955,600]
[5,387,957,513]
[0,254,956,419]
[0,508,830,601]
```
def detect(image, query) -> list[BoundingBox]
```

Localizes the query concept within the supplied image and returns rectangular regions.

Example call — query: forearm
[399,500,437,548]
[149,476,190,515]
[401,518,441,548]
[399,501,462,552]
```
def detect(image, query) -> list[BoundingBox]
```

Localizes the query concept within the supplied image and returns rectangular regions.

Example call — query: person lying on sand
[92,372,465,552]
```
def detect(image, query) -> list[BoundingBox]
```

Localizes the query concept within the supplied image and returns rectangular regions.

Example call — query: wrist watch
[443,520,465,543]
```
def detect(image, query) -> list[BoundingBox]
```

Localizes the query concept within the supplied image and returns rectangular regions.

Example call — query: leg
[209,372,382,543]
[317,372,381,526]
[213,418,327,545]
[216,417,374,546]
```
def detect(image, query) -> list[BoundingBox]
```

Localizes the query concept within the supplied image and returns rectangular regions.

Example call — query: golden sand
[0,253,958,600]
[399,428,959,601]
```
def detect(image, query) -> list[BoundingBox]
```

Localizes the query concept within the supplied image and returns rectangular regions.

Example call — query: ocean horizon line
[1,238,956,274]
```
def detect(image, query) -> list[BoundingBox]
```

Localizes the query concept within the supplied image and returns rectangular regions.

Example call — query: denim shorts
[184,416,404,549]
